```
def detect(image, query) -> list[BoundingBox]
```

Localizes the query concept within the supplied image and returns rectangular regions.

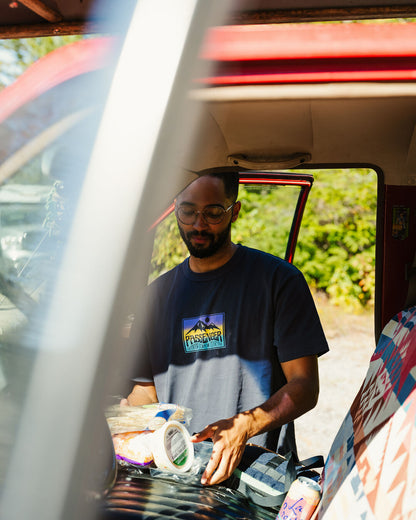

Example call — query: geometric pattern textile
[317,306,416,520]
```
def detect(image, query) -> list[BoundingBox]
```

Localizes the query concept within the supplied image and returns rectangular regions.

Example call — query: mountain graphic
[187,319,221,335]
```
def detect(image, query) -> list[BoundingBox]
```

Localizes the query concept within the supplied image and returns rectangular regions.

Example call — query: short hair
[205,171,239,202]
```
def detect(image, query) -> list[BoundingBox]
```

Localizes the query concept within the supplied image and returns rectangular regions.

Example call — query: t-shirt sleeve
[273,268,329,363]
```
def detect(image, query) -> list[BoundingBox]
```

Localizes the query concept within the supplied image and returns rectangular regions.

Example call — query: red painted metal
[199,22,416,85]
[202,23,416,61]
[149,202,175,230]
[199,67,416,86]
[241,177,313,187]
[381,185,416,331]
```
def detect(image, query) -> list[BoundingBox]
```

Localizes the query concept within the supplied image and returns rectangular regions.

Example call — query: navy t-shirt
[134,245,328,453]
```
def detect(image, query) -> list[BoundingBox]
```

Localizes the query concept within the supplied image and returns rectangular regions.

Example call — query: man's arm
[192,355,319,486]
[120,381,158,406]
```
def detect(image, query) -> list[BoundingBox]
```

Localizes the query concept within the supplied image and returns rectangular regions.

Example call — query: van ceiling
[185,83,416,186]
[2,0,416,38]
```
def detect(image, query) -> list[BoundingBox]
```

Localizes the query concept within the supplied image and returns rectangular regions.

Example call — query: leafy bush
[294,169,376,309]
[149,216,187,282]
[233,184,299,259]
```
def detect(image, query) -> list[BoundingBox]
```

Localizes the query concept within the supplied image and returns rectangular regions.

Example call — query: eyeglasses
[176,203,234,225]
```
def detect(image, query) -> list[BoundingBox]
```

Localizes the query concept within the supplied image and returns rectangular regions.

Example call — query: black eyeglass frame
[175,203,235,225]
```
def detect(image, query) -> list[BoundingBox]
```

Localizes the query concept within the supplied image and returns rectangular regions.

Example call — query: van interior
[0,1,415,519]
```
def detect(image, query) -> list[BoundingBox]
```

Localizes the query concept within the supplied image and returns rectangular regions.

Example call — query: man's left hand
[191,414,250,485]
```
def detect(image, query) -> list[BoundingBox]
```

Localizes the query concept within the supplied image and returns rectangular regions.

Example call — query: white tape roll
[150,420,194,473]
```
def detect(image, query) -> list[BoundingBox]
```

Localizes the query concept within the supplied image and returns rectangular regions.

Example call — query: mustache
[187,230,213,238]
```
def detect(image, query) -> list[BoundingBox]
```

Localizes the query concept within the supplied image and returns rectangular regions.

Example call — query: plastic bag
[105,402,192,435]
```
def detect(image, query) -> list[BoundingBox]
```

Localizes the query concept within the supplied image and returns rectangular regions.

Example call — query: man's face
[175,176,239,259]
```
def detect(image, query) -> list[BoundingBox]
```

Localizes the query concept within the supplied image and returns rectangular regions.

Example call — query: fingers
[192,416,249,486]
[201,446,221,485]
[120,398,129,406]
[192,424,233,485]
[190,425,213,443]
[201,445,241,485]
[201,452,230,485]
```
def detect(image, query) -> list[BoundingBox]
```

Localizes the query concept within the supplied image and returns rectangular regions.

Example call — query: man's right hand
[191,413,251,486]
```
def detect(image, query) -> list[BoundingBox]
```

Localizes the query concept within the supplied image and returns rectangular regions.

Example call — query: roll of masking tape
[150,420,194,473]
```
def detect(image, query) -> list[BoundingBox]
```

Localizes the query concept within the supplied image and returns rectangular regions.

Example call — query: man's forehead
[177,176,226,204]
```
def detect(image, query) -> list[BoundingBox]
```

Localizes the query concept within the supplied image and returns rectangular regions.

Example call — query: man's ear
[231,201,241,223]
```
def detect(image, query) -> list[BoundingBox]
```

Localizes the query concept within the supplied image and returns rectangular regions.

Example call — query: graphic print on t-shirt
[182,313,226,353]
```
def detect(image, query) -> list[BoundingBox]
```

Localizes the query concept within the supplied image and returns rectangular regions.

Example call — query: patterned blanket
[317,306,416,519]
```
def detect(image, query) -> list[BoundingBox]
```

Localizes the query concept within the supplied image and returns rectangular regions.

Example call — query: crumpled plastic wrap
[105,403,192,435]
[149,441,213,484]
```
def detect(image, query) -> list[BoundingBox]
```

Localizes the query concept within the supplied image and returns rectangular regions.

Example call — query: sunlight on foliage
[149,216,187,282]
[295,168,376,309]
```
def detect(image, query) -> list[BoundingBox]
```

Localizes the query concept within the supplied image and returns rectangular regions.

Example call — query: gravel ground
[295,296,376,461]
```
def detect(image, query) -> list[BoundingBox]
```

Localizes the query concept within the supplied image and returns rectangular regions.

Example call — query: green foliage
[233,184,299,259]
[149,216,187,282]
[150,169,377,309]
[294,168,377,309]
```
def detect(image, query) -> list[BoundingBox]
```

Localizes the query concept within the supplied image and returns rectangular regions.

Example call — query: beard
[178,219,232,259]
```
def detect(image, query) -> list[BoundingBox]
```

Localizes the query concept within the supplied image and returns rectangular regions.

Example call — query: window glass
[0,73,107,486]
[234,184,302,259]
[149,181,304,282]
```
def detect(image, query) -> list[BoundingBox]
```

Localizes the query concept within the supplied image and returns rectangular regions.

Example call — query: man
[123,171,328,486]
